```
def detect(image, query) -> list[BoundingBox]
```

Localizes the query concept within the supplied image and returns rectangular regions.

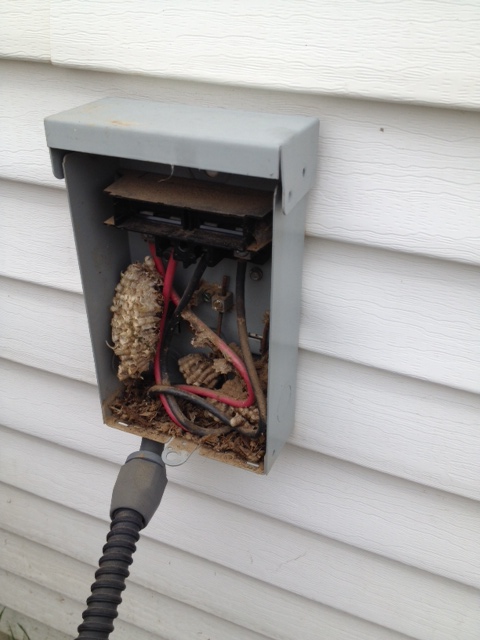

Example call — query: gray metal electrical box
[45,98,318,473]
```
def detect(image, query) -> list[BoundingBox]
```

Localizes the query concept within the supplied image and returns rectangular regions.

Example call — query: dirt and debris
[109,356,267,464]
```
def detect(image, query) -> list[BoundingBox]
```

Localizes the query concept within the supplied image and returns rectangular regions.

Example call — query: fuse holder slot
[104,171,274,263]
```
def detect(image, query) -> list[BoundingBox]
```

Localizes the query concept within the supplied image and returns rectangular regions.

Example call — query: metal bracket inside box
[45,98,318,473]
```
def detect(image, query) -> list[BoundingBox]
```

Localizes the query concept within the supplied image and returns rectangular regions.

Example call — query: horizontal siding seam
[2,421,479,592]
[3,355,480,505]
[3,174,480,268]
[0,529,274,640]
[0,51,51,63]
[0,568,170,640]
[3,352,480,502]
[298,342,480,396]
[0,271,82,296]
[3,10,480,111]
[3,300,478,398]
[0,487,458,640]
[2,525,418,640]
[297,348,480,399]
[42,58,480,113]
[307,231,480,269]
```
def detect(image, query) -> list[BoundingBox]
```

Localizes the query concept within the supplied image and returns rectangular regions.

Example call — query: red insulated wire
[149,242,165,278]
[153,251,176,383]
[151,249,186,429]
[149,242,255,415]
[178,310,255,407]
[177,384,253,408]
[149,241,181,305]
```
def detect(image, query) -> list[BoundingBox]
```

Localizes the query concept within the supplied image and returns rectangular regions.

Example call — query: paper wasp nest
[178,352,260,431]
[178,352,221,389]
[111,256,164,381]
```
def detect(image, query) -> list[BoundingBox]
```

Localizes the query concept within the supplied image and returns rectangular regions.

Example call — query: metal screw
[249,267,263,282]
[202,291,212,302]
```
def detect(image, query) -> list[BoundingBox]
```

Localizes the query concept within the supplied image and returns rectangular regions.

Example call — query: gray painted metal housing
[45,98,318,473]
[45,97,318,214]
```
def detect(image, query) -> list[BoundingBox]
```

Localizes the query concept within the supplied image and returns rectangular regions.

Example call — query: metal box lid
[44,97,318,214]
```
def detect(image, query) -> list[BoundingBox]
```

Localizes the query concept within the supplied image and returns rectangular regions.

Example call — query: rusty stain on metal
[215,275,231,335]
[261,311,270,356]
[110,120,136,127]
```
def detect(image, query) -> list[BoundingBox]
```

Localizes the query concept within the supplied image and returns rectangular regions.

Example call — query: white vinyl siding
[1,3,479,637]
[4,1,480,108]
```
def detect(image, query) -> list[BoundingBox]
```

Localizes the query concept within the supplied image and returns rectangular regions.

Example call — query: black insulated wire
[160,253,232,437]
[235,260,267,439]
[75,508,144,639]
[149,384,233,426]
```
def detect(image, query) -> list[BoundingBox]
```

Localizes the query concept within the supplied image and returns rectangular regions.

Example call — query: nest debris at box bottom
[109,256,267,464]
[110,374,266,464]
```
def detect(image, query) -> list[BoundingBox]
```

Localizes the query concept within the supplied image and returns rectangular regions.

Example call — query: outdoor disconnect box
[44,98,318,473]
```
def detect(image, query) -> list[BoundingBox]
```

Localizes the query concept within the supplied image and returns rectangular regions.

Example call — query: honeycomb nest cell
[179,352,260,432]
[111,256,164,381]
[178,353,221,389]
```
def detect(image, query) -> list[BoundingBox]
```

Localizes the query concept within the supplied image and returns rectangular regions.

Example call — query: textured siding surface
[3,1,480,108]
[0,0,50,60]
[1,6,480,637]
